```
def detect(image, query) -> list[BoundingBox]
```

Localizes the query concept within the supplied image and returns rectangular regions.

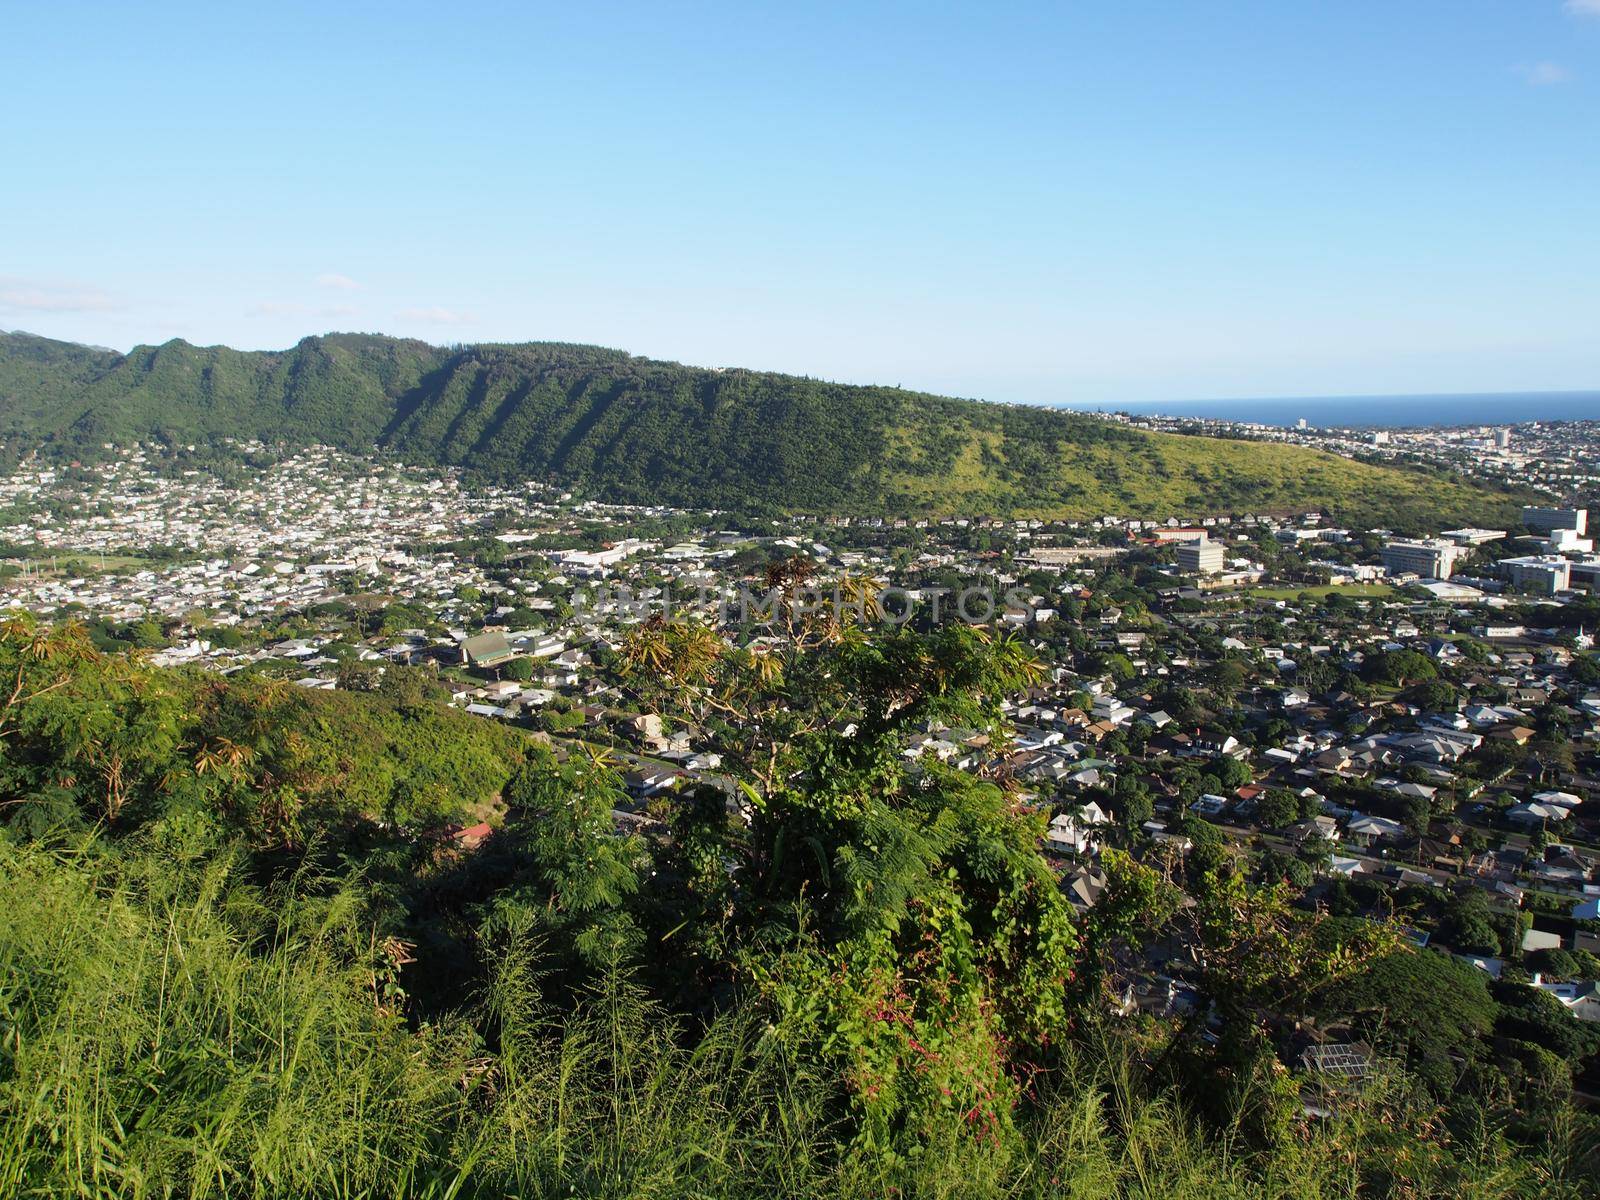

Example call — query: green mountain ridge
[0,330,1528,527]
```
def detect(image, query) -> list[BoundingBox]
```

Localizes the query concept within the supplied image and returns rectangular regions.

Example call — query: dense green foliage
[0,331,1528,527]
[2,612,1596,1196]
[1311,941,1499,1094]
[11,833,1528,1200]
[0,621,526,843]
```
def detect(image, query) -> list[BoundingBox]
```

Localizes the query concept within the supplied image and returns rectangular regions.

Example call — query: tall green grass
[0,835,1588,1198]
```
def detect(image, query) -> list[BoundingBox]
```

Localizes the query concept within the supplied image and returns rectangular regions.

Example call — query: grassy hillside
[877,412,1510,527]
[3,618,1592,1197]
[4,618,1593,1197]
[0,330,1528,527]
[10,832,1569,1200]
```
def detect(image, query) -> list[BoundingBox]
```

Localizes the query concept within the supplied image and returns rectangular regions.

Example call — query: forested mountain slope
[0,330,1526,527]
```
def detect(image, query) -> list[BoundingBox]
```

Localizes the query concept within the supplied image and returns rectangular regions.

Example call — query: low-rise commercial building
[1569,555,1600,591]
[1503,555,1572,596]
[1441,528,1505,546]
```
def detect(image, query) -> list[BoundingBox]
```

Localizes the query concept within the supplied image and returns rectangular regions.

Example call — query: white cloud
[1564,1,1600,17]
[397,306,476,324]
[1515,60,1572,86]
[315,273,362,291]
[0,277,120,314]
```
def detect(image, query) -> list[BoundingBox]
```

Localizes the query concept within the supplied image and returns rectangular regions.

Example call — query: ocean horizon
[1055,390,1600,429]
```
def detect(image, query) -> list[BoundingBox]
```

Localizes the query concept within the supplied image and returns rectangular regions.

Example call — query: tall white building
[1522,506,1587,536]
[1176,539,1225,575]
[1381,539,1461,580]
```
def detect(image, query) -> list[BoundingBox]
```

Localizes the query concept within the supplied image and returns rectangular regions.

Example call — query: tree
[1255,848,1311,889]
[1364,649,1437,687]
[1100,652,1136,682]
[610,611,1080,1151]
[1076,848,1183,997]
[1292,655,1335,693]
[1571,653,1600,687]
[1493,980,1600,1063]
[128,618,166,649]
[1191,873,1399,1016]
[1413,678,1459,712]
[1399,793,1432,838]
[1177,813,1230,882]
[489,753,644,972]
[1253,789,1298,829]
[336,660,382,692]
[1209,756,1254,791]
[1120,788,1155,831]
[1440,891,1504,956]
[1113,775,1154,830]
[1312,943,1494,1094]
[0,618,189,829]
[1209,660,1249,705]
[1527,947,1600,981]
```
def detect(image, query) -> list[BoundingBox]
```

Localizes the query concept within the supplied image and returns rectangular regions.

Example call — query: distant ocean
[1055,391,1600,430]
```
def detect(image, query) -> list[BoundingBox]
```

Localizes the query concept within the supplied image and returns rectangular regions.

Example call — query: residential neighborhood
[4,427,1600,1092]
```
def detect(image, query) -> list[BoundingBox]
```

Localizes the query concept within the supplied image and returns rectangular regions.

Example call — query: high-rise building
[1522,506,1588,536]
[1495,428,1511,449]
[1176,539,1225,575]
[1381,539,1461,580]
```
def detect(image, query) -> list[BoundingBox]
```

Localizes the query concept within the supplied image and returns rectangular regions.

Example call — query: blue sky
[3,1,1598,405]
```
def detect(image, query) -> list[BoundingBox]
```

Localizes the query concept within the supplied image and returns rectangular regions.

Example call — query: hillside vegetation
[0,330,1526,528]
[3,614,1595,1197]
[0,614,1580,1199]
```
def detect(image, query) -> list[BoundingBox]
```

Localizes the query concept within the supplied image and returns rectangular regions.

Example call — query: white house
[1046,801,1110,855]
[1346,814,1406,844]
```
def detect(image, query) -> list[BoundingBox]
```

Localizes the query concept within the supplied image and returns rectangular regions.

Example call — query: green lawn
[3,552,167,578]
[1243,583,1398,600]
